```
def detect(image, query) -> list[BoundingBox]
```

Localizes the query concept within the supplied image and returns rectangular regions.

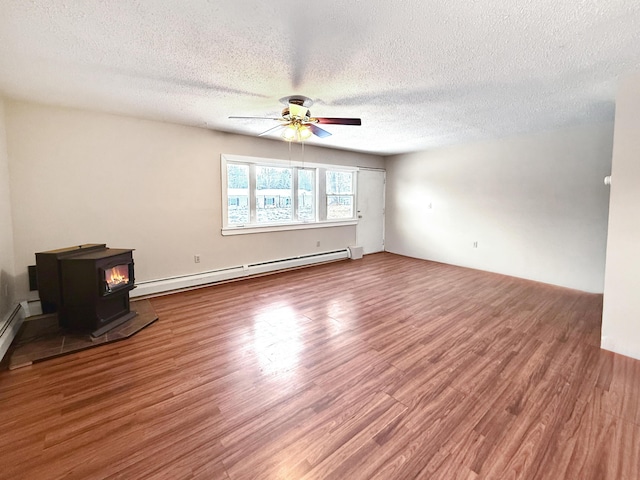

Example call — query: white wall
[5,100,383,301]
[385,124,613,293]
[0,97,16,318]
[602,74,640,360]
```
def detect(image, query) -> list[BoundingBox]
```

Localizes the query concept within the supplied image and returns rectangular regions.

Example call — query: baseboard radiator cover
[0,303,26,362]
[131,249,349,298]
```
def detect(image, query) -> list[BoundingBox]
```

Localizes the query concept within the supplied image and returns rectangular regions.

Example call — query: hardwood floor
[1,252,639,479]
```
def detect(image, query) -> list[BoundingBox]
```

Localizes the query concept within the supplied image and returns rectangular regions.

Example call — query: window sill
[222,220,358,236]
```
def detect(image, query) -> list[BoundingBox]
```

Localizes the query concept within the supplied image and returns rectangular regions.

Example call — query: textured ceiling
[0,1,639,155]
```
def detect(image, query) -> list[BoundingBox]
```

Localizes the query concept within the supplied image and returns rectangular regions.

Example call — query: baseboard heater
[131,249,349,298]
[0,303,27,362]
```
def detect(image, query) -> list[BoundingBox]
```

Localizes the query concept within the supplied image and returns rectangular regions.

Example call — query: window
[326,170,354,220]
[221,154,358,234]
[297,168,315,222]
[227,163,249,225]
[256,166,292,223]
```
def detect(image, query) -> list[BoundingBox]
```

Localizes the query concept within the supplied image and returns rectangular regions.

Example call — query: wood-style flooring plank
[1,252,639,479]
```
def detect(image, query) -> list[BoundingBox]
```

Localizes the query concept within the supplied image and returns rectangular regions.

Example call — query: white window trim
[221,154,358,235]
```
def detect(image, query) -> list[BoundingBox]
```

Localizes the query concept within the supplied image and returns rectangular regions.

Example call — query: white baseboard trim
[601,336,640,361]
[0,303,26,362]
[131,249,349,298]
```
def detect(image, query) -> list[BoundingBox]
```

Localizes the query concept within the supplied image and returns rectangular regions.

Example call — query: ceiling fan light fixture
[281,123,312,142]
[282,124,298,141]
[299,125,312,140]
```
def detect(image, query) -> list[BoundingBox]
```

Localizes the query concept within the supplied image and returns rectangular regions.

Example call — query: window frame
[221,154,358,235]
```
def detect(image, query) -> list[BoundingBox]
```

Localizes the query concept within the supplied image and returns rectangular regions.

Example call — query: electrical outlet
[473,241,478,248]
[316,241,321,247]
[194,254,201,263]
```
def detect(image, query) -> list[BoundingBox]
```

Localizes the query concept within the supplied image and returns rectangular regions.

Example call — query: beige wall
[602,74,640,360]
[0,97,16,318]
[5,100,383,301]
[385,124,613,293]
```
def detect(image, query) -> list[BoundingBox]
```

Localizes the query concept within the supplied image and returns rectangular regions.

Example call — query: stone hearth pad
[7,299,158,370]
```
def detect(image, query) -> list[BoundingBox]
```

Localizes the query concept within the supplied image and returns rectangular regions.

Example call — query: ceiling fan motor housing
[282,106,311,120]
[279,95,314,107]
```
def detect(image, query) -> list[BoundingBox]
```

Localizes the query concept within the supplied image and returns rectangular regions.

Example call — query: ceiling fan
[229,95,361,142]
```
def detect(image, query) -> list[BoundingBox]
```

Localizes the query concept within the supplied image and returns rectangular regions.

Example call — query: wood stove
[36,244,137,337]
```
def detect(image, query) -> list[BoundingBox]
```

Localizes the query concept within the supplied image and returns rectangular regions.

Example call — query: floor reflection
[251,304,305,375]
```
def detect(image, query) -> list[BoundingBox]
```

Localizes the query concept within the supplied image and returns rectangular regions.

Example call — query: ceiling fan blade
[309,124,332,138]
[288,103,310,118]
[258,124,286,136]
[229,116,281,120]
[314,117,361,125]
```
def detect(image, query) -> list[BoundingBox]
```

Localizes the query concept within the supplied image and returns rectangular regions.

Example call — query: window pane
[327,195,353,219]
[326,171,353,194]
[298,169,315,221]
[227,164,249,225]
[256,166,293,223]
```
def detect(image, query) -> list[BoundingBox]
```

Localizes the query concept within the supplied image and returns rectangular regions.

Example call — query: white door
[356,169,386,254]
